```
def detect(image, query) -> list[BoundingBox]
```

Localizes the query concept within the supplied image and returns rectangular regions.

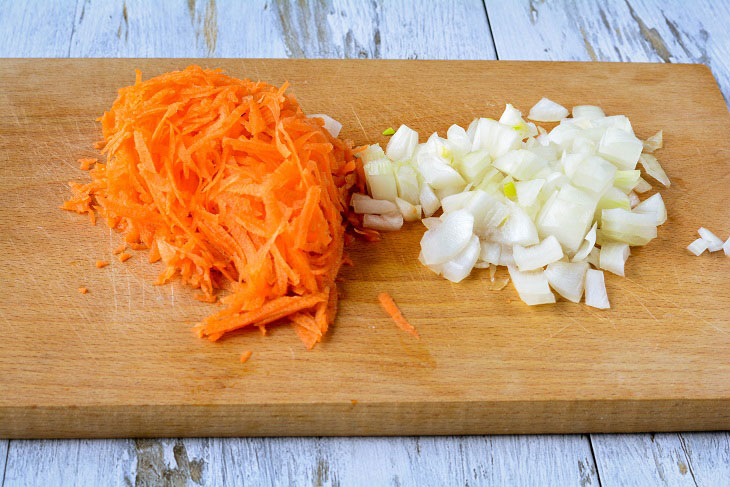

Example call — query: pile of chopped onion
[352,98,672,309]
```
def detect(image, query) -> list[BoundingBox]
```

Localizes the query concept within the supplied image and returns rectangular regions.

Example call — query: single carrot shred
[78,158,97,170]
[112,243,126,255]
[119,252,132,262]
[378,292,419,339]
[78,287,88,294]
[63,66,360,348]
[240,350,253,363]
[95,260,109,268]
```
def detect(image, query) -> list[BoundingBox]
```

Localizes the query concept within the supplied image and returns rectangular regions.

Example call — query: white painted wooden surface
[2,0,730,485]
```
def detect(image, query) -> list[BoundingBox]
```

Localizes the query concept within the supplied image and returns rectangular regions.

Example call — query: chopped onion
[493,149,547,181]
[601,208,657,245]
[598,127,642,170]
[351,193,398,214]
[570,155,616,195]
[639,153,670,187]
[595,187,630,219]
[358,143,385,163]
[587,246,600,267]
[633,193,667,225]
[545,261,589,302]
[499,103,532,138]
[307,113,342,138]
[536,185,595,253]
[514,235,564,271]
[446,124,472,159]
[724,237,730,257]
[572,223,597,262]
[687,238,708,256]
[419,184,441,217]
[594,115,634,135]
[441,190,474,213]
[628,191,640,208]
[471,118,523,158]
[507,266,556,305]
[643,130,663,153]
[417,152,465,190]
[499,245,515,266]
[633,177,652,194]
[495,202,539,246]
[613,170,641,193]
[364,158,398,201]
[515,179,545,208]
[420,210,474,265]
[386,124,418,162]
[441,235,480,283]
[363,212,403,232]
[395,165,420,205]
[395,197,421,222]
[422,217,441,230]
[585,269,610,309]
[479,240,501,265]
[528,98,569,122]
[698,227,724,252]
[464,190,510,236]
[458,150,491,183]
[599,242,630,276]
[572,105,605,120]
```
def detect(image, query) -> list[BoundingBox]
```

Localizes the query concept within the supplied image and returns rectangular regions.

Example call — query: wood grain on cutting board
[0,59,728,438]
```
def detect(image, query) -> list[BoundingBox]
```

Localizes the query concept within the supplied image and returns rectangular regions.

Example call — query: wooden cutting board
[1,59,729,438]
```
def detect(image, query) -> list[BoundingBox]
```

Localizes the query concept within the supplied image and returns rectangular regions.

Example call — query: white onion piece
[515,179,545,208]
[495,202,539,246]
[479,240,501,265]
[698,227,724,252]
[363,213,403,232]
[528,98,569,122]
[545,261,589,302]
[493,149,546,181]
[420,210,474,265]
[350,193,398,214]
[441,235,480,283]
[572,223,597,262]
[307,114,342,138]
[440,191,474,213]
[536,185,595,253]
[587,247,600,267]
[634,177,652,194]
[419,184,441,217]
[464,190,510,236]
[687,238,708,256]
[585,269,610,309]
[643,130,663,153]
[458,150,491,183]
[395,165,420,205]
[614,170,641,193]
[601,208,657,246]
[358,143,385,163]
[466,118,479,143]
[570,155,616,195]
[507,266,556,305]
[395,197,421,222]
[595,186,631,219]
[723,237,730,257]
[572,105,605,120]
[435,184,465,201]
[386,124,418,162]
[639,153,670,187]
[628,191,640,208]
[514,235,564,272]
[471,118,523,158]
[598,127,642,170]
[599,242,630,276]
[594,115,634,135]
[446,124,472,159]
[633,193,667,225]
[421,217,441,230]
[499,103,531,138]
[417,152,465,190]
[364,159,397,201]
[499,245,515,266]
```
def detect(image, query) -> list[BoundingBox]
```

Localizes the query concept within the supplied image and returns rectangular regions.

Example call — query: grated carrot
[95,260,109,268]
[78,287,88,294]
[112,243,126,255]
[240,350,253,363]
[63,66,360,348]
[378,292,419,339]
[119,252,132,262]
[78,158,97,170]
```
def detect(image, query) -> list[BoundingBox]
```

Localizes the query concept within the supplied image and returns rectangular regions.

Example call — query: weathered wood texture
[679,432,730,486]
[484,0,730,105]
[0,0,76,57]
[1,58,729,438]
[0,440,7,486]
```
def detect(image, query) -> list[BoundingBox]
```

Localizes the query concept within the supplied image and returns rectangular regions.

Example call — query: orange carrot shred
[112,243,126,255]
[78,158,97,170]
[119,252,132,262]
[95,260,109,268]
[62,66,361,349]
[78,287,88,294]
[240,351,253,363]
[378,292,419,339]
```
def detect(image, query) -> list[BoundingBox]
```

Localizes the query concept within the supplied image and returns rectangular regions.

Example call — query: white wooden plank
[0,0,77,57]
[484,0,730,104]
[3,439,136,487]
[591,434,697,486]
[679,432,730,486]
[0,440,8,485]
[190,435,598,486]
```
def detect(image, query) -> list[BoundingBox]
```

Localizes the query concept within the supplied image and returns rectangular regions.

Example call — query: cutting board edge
[3,398,730,438]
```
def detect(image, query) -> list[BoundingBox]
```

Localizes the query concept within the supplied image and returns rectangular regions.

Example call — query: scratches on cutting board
[350,106,370,143]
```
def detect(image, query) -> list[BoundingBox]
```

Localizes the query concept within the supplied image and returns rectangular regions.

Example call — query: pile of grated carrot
[63,65,363,349]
